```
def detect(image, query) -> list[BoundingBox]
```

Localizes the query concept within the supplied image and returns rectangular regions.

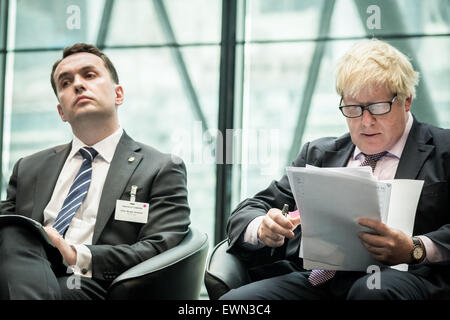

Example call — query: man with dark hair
[50,43,119,95]
[0,43,190,299]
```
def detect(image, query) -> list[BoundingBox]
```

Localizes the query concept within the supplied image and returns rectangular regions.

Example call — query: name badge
[115,200,149,224]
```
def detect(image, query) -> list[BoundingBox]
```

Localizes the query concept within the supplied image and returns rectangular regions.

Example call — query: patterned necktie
[308,150,388,286]
[360,151,388,173]
[53,147,98,235]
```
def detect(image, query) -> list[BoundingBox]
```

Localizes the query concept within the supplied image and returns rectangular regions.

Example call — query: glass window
[0,4,6,51]
[232,42,318,201]
[328,0,365,38]
[0,54,3,82]
[107,0,221,46]
[330,0,450,38]
[1,51,70,193]
[411,36,450,128]
[0,52,4,187]
[106,0,166,46]
[164,0,222,44]
[14,0,104,49]
[392,0,449,34]
[238,0,326,42]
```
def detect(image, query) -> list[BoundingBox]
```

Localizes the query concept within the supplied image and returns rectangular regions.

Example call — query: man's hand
[358,218,414,265]
[257,208,301,248]
[43,226,77,266]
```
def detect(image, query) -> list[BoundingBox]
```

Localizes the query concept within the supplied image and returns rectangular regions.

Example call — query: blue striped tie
[53,147,98,235]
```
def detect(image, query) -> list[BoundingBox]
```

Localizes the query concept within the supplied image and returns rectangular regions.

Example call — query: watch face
[413,247,424,260]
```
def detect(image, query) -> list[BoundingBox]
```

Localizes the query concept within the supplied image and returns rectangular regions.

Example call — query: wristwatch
[411,236,426,264]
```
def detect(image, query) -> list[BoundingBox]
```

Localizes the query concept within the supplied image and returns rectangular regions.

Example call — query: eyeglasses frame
[339,95,398,118]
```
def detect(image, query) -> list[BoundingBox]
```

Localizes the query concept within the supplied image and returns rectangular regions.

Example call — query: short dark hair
[50,43,119,95]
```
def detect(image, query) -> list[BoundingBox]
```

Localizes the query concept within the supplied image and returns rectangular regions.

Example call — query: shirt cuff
[241,216,266,250]
[418,235,447,264]
[70,244,93,278]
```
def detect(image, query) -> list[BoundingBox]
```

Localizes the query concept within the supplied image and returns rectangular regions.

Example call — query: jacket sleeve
[0,159,20,216]
[226,142,311,258]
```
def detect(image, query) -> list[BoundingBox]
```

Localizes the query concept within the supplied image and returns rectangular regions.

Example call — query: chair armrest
[204,239,251,300]
[107,227,209,299]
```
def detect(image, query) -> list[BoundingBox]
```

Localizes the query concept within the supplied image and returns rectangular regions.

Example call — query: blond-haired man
[222,39,450,300]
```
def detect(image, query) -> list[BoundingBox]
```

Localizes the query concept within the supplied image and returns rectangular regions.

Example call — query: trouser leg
[57,276,108,300]
[220,271,332,300]
[0,224,61,299]
[346,268,430,300]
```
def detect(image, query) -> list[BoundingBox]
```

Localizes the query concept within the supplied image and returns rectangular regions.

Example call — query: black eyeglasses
[339,95,397,118]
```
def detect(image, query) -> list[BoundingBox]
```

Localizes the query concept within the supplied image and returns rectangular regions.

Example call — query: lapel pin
[128,156,135,163]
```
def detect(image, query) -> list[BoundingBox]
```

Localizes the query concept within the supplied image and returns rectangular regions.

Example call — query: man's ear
[114,85,124,106]
[404,95,412,112]
[57,104,67,122]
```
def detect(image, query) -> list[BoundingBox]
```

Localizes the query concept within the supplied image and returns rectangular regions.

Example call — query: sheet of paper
[306,165,393,224]
[287,166,423,272]
[287,167,390,271]
[306,164,375,180]
[382,179,423,234]
[381,179,424,271]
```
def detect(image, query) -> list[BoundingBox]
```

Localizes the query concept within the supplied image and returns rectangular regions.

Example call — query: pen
[270,204,289,256]
[280,203,289,217]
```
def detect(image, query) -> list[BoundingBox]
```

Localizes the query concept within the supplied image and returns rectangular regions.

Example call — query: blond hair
[335,39,419,102]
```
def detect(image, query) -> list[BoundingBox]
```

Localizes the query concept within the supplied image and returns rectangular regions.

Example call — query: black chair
[204,239,251,300]
[107,227,209,299]
[205,238,302,300]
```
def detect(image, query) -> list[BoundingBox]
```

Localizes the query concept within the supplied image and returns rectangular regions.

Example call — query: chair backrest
[204,238,251,300]
[108,227,209,299]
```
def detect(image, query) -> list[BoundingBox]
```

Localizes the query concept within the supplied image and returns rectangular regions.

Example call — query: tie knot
[363,151,388,162]
[360,151,388,172]
[79,147,98,162]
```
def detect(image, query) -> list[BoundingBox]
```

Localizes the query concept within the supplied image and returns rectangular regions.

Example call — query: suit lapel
[32,144,71,223]
[320,119,434,178]
[92,132,142,244]
[395,120,434,179]
[322,134,355,168]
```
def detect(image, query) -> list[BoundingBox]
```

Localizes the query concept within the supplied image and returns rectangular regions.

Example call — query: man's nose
[361,109,375,127]
[73,75,86,93]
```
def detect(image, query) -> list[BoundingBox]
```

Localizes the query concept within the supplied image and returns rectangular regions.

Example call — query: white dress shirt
[43,127,123,277]
[242,113,446,263]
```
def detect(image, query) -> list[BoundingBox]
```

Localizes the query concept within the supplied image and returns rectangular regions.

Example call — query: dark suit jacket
[0,131,191,282]
[227,117,450,293]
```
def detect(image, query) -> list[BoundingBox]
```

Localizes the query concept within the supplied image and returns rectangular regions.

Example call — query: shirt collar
[69,127,124,163]
[353,112,413,160]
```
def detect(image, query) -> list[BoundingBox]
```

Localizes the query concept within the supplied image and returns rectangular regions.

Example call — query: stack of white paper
[286,166,423,272]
